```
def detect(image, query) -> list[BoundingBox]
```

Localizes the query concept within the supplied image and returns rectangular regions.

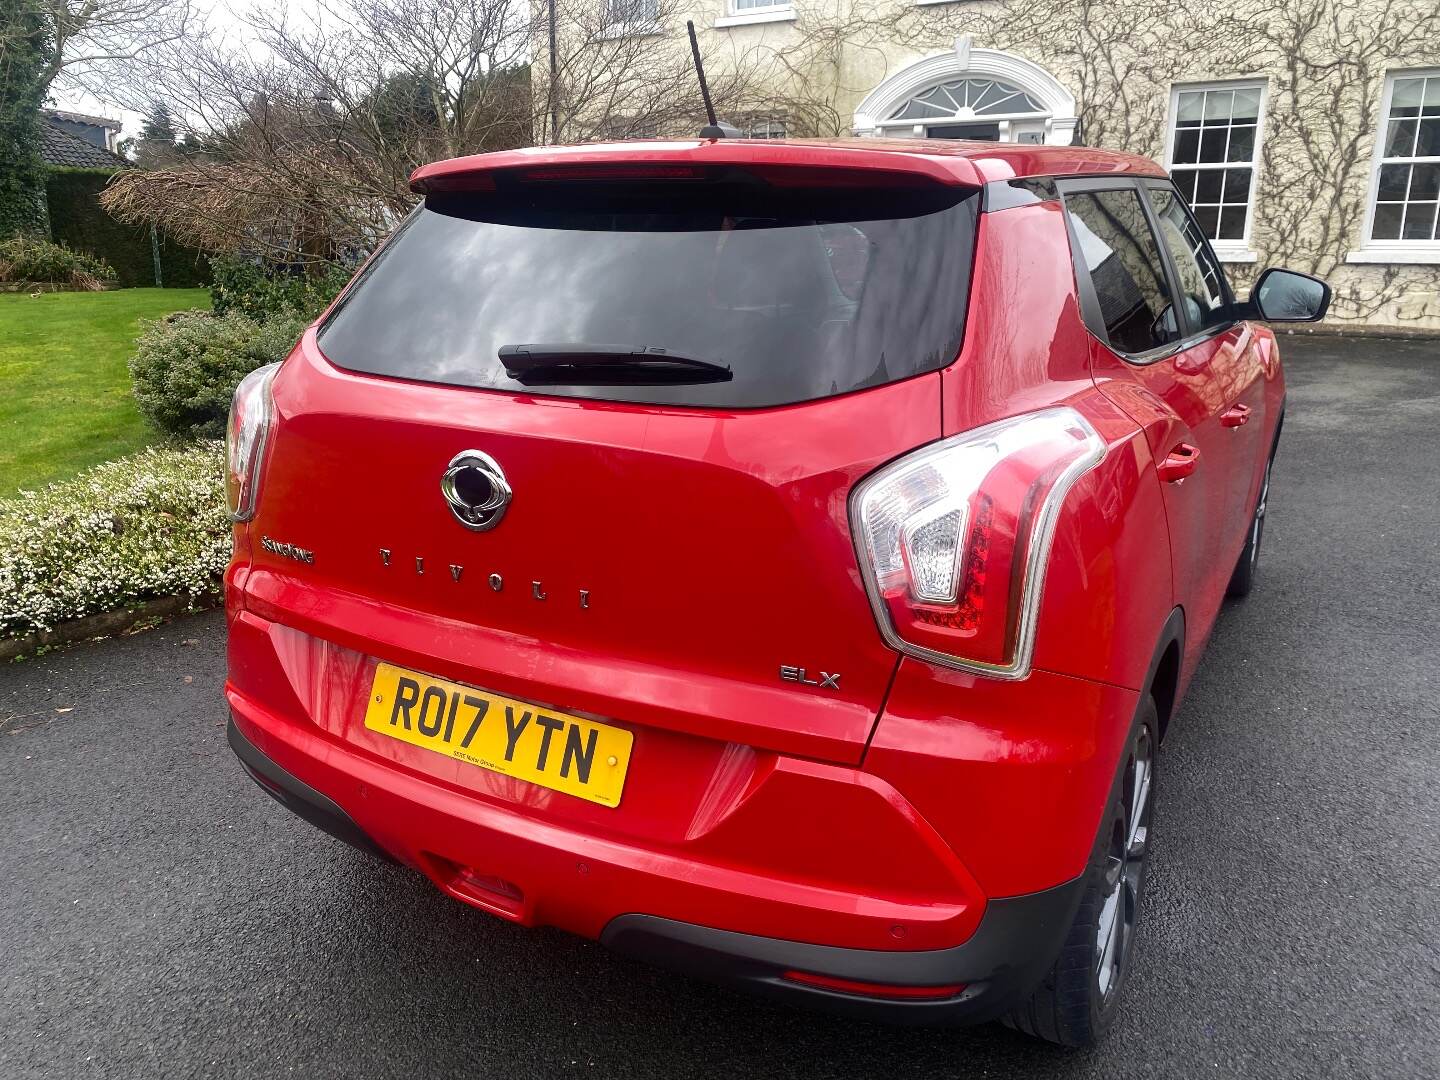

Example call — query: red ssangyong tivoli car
[223,139,1329,1045]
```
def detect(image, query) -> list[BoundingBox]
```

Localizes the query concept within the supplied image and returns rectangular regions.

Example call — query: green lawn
[0,288,209,494]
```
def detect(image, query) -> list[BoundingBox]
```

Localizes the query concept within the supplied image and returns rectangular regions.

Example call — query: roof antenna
[688,21,738,139]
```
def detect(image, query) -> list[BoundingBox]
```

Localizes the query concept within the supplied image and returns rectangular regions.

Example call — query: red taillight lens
[851,407,1105,680]
[780,970,967,1000]
[225,363,279,522]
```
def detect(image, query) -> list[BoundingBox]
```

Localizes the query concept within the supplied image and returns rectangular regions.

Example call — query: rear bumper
[226,608,995,953]
[227,682,987,947]
[229,714,1079,1024]
[223,605,1137,1024]
[228,717,393,864]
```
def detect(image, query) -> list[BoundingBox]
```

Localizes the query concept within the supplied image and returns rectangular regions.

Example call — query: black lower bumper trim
[600,876,1083,1025]
[227,716,394,863]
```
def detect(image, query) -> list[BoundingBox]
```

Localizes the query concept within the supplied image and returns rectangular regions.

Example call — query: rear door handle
[1157,443,1200,483]
[1221,404,1252,428]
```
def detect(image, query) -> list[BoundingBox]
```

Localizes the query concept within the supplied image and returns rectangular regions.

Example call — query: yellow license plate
[364,663,633,808]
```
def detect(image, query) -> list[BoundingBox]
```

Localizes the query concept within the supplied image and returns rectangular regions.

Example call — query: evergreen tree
[140,100,176,143]
[0,0,55,237]
[132,99,179,166]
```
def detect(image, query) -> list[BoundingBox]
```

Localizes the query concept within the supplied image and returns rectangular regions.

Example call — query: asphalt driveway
[2,336,1437,1079]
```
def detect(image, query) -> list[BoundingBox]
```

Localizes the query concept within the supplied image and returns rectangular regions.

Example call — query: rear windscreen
[316,173,979,408]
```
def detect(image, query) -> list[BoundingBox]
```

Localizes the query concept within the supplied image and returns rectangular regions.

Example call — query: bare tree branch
[34,0,195,98]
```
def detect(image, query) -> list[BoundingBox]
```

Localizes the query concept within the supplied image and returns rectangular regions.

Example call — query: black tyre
[1227,455,1272,598]
[1003,697,1157,1047]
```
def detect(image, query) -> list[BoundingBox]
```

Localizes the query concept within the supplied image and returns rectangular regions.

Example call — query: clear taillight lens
[851,407,1105,680]
[225,363,279,522]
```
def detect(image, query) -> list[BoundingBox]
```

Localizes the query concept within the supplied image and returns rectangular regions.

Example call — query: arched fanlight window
[889,78,1046,121]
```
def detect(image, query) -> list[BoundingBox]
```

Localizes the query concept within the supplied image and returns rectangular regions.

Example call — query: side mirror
[1245,267,1331,323]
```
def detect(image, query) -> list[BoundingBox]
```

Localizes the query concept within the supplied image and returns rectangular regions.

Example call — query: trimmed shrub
[0,443,228,639]
[129,309,307,438]
[209,254,350,321]
[0,234,117,290]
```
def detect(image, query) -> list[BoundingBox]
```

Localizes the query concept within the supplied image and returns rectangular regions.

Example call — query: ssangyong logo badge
[440,450,512,532]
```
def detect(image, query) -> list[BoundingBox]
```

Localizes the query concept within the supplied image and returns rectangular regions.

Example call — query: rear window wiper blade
[499,343,732,384]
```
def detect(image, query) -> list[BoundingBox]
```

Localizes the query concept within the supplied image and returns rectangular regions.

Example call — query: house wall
[572,0,1440,331]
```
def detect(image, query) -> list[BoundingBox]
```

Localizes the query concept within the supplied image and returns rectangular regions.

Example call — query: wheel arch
[1143,607,1186,743]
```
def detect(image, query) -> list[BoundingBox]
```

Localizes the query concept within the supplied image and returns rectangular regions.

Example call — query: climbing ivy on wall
[771,0,1440,326]
[0,0,54,237]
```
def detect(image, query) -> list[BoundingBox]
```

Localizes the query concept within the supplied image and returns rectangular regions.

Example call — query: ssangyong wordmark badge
[440,450,512,532]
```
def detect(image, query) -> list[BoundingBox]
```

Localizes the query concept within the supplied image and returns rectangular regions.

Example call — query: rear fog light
[780,970,968,1000]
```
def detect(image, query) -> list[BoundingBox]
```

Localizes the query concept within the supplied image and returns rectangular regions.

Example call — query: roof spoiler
[411,146,979,195]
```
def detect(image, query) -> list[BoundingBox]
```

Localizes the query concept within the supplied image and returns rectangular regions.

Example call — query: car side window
[1064,189,1180,355]
[1146,185,1233,334]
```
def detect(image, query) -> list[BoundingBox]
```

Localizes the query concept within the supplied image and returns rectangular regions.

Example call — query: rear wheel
[1226,456,1272,598]
[1003,697,1157,1047]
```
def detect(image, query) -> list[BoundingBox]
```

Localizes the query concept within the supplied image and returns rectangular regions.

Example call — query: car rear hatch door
[241,155,980,766]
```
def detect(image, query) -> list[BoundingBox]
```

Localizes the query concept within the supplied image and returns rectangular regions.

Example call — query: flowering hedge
[0,442,229,639]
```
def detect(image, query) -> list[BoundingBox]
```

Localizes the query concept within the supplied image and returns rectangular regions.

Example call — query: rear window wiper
[499,343,732,385]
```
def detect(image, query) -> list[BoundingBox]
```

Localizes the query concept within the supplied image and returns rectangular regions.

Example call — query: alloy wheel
[1095,725,1154,1004]
[1249,460,1272,568]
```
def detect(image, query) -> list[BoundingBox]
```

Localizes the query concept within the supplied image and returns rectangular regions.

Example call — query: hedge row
[45,167,210,288]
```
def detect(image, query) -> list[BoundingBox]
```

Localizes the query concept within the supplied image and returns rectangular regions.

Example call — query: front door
[1141,181,1267,582]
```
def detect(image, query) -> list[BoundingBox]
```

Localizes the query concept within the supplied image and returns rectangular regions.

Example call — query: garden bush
[129,309,308,438]
[0,443,228,640]
[0,234,118,290]
[209,253,350,321]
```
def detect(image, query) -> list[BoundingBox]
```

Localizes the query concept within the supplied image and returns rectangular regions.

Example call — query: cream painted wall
[567,0,1440,331]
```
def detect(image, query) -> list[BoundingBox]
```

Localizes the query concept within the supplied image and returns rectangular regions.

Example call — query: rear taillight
[225,363,279,521]
[851,407,1105,680]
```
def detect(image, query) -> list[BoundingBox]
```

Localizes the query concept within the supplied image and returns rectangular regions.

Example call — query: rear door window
[317,175,980,408]
[1064,188,1180,356]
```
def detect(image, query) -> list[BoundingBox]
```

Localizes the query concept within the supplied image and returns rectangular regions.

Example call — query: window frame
[742,116,788,139]
[714,0,794,27]
[1056,175,1238,366]
[1350,67,1440,264]
[1161,78,1268,265]
[598,0,662,37]
[729,0,791,14]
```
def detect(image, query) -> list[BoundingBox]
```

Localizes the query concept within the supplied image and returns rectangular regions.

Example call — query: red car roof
[409,137,1167,193]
